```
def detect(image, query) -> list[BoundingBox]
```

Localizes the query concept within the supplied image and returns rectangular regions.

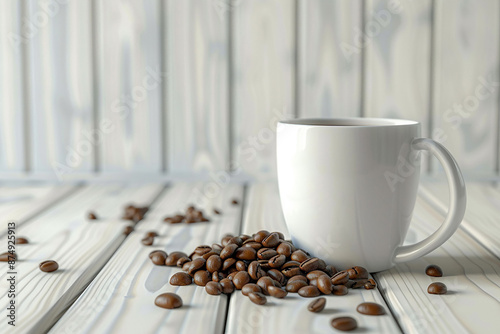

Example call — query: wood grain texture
[0,1,26,173]
[0,183,164,333]
[28,0,94,176]
[96,0,162,173]
[166,0,229,174]
[432,0,500,175]
[225,184,401,334]
[50,183,245,334]
[298,0,362,118]
[364,0,431,133]
[233,0,296,178]
[375,195,500,334]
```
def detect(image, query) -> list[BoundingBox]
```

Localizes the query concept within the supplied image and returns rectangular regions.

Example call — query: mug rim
[278,117,419,127]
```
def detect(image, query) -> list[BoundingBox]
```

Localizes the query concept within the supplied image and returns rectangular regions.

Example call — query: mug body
[277,118,421,272]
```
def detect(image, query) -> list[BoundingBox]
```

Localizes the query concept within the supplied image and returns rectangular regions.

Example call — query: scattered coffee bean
[231,199,239,205]
[88,212,98,220]
[213,208,222,215]
[0,252,16,262]
[141,236,154,246]
[427,282,447,295]
[163,205,210,224]
[220,278,235,294]
[298,285,320,298]
[352,279,369,289]
[248,292,267,305]
[155,293,182,309]
[170,272,192,286]
[150,250,167,265]
[123,225,134,235]
[425,264,443,277]
[308,297,326,313]
[257,276,276,295]
[194,270,211,286]
[331,317,358,331]
[242,283,262,296]
[16,237,29,244]
[39,260,58,272]
[123,205,149,222]
[364,278,376,290]
[205,281,223,295]
[145,231,158,238]
[268,286,288,298]
[356,302,386,315]
[166,252,188,266]
[332,285,348,296]
[347,266,368,279]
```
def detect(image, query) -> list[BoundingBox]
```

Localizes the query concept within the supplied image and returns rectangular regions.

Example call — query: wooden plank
[50,183,244,334]
[28,0,95,177]
[96,0,162,173]
[432,0,500,175]
[166,0,230,174]
[233,0,295,177]
[298,0,362,118]
[375,196,500,334]
[364,0,431,133]
[225,184,401,334]
[0,183,164,333]
[0,1,26,173]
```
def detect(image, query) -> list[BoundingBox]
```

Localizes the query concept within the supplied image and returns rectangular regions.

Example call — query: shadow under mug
[277,118,466,272]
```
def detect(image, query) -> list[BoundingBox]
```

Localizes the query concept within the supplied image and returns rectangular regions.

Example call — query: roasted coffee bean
[242,283,262,296]
[155,293,182,309]
[182,261,192,271]
[228,236,243,247]
[268,254,286,268]
[257,248,278,260]
[151,252,167,266]
[227,271,238,280]
[288,275,308,283]
[212,271,226,282]
[231,199,239,205]
[15,237,29,244]
[220,244,238,259]
[331,317,357,331]
[427,282,447,295]
[141,236,154,246]
[202,250,221,260]
[205,281,223,295]
[247,261,264,280]
[364,278,376,290]
[194,245,212,255]
[233,271,251,289]
[235,247,257,260]
[425,264,443,277]
[352,279,369,289]
[123,225,134,235]
[282,261,301,269]
[276,232,285,240]
[357,302,386,315]
[254,230,270,243]
[221,234,234,247]
[149,250,166,259]
[308,297,326,313]
[145,231,158,238]
[213,208,222,215]
[0,252,16,262]
[344,280,356,289]
[177,257,191,267]
[286,280,308,293]
[298,285,321,298]
[248,292,267,305]
[332,285,348,296]
[291,250,309,263]
[194,270,211,286]
[347,266,368,279]
[220,278,235,294]
[257,276,276,295]
[266,286,286,298]
[276,242,293,257]
[331,270,349,285]
[261,232,280,248]
[309,278,318,287]
[212,243,223,251]
[324,265,337,276]
[235,260,247,271]
[206,255,222,273]
[267,269,286,286]
[88,212,98,220]
[39,260,58,272]
[242,241,262,250]
[239,234,251,242]
[306,270,328,281]
[300,257,326,273]
[317,275,333,294]
[257,259,271,270]
[188,258,206,276]
[222,258,237,271]
[282,267,303,278]
[170,272,192,286]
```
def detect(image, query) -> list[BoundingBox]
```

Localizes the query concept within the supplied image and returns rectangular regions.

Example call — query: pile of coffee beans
[122,204,149,223]
[163,205,210,224]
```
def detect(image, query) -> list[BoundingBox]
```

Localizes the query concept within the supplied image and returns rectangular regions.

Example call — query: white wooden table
[1,180,499,334]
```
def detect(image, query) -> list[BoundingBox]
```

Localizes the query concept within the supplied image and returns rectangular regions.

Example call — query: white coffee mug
[277,118,466,272]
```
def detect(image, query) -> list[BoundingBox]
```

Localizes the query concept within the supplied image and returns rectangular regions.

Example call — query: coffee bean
[188,258,206,276]
[206,255,222,273]
[287,280,309,293]
[231,198,239,205]
[39,260,58,272]
[300,257,326,273]
[257,259,271,271]
[257,276,276,295]
[203,250,221,260]
[344,280,356,289]
[276,232,285,240]
[205,281,223,295]
[331,317,357,331]
[233,271,251,289]
[268,286,288,298]
[288,275,307,283]
[182,261,192,271]
[222,258,237,271]
[276,242,293,257]
[88,212,98,220]
[356,302,386,315]
[317,275,333,294]
[212,271,225,282]
[194,245,212,255]
[364,278,376,290]
[282,267,303,278]
[308,297,326,313]
[194,270,211,286]
[228,236,243,246]
[425,264,443,277]
[291,250,309,263]
[324,265,337,276]
[332,285,348,296]
[267,269,286,286]
[427,282,447,295]
[145,231,158,238]
[257,248,278,260]
[141,236,154,246]
[220,278,235,294]
[15,237,29,244]
[170,272,192,286]
[221,234,234,247]
[123,225,134,235]
[268,254,286,268]
[177,257,191,267]
[213,208,222,215]
[247,261,265,280]
[151,251,167,265]
[261,232,280,248]
[220,244,238,259]
[212,243,223,251]
[0,252,16,262]
[235,247,257,261]
[347,266,368,279]
[306,270,328,281]
[331,270,349,285]
[298,285,320,298]
[155,293,182,309]
[242,241,262,250]
[242,283,262,296]
[254,230,270,243]
[235,260,247,272]
[351,279,369,289]
[248,292,267,305]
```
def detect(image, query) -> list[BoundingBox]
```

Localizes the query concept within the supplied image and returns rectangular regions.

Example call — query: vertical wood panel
[0,1,25,173]
[97,0,162,173]
[299,0,362,118]
[364,0,432,134]
[233,0,295,178]
[432,0,500,174]
[29,0,94,177]
[166,0,229,174]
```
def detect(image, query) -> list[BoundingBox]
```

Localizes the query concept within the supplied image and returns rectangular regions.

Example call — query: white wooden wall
[0,0,499,180]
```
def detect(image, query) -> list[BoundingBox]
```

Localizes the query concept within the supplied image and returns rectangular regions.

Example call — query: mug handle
[393,137,467,264]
